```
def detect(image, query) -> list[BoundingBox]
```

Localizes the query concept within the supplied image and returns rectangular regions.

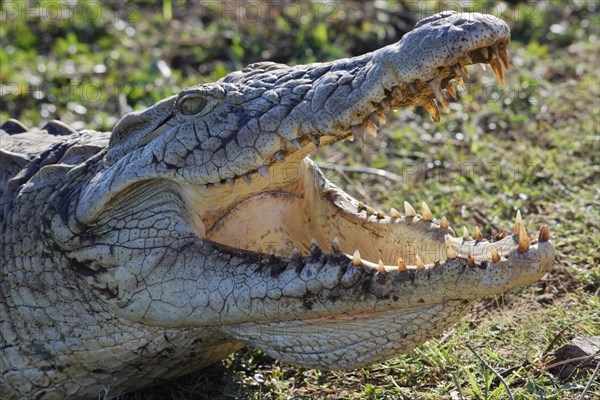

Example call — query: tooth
[463,54,473,64]
[479,63,487,71]
[366,206,375,216]
[421,201,433,221]
[332,237,341,255]
[243,173,252,183]
[352,125,365,145]
[530,233,536,241]
[257,165,269,179]
[292,247,301,259]
[490,246,501,262]
[490,58,505,87]
[499,48,510,69]
[310,239,321,256]
[378,259,386,273]
[392,86,403,98]
[475,226,483,241]
[481,47,489,60]
[357,201,366,211]
[212,181,221,188]
[364,122,377,137]
[538,225,550,242]
[517,224,530,253]
[352,250,362,266]
[440,216,449,229]
[292,138,302,150]
[513,210,522,235]
[311,135,320,148]
[446,243,458,259]
[274,150,285,163]
[404,201,416,217]
[369,112,380,127]
[423,99,440,122]
[491,44,500,60]
[439,90,450,112]
[455,75,465,89]
[380,98,390,110]
[498,226,506,239]
[390,208,401,218]
[226,177,235,186]
[397,257,407,270]
[467,252,476,267]
[409,82,418,92]
[446,84,457,100]
[375,210,385,219]
[463,226,470,240]
[460,66,471,79]
[415,255,425,269]
[428,76,443,103]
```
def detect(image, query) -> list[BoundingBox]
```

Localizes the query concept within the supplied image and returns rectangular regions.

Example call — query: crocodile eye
[180,95,206,115]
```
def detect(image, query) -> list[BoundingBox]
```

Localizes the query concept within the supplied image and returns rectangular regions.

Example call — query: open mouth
[185,42,550,276]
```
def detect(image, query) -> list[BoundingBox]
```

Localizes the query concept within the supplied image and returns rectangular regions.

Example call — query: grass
[2,1,599,399]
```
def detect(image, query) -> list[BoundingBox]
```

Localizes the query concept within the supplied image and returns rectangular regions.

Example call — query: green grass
[2,1,599,399]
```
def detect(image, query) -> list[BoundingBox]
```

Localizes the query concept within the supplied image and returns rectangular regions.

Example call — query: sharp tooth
[463,226,470,240]
[226,177,235,186]
[366,206,375,216]
[475,226,483,241]
[463,54,473,64]
[440,216,449,229]
[480,47,489,60]
[446,84,458,100]
[310,239,321,256]
[243,173,252,183]
[292,247,301,259]
[446,243,458,259]
[380,98,390,110]
[460,66,471,79]
[390,207,401,218]
[375,210,385,219]
[491,44,500,60]
[491,246,501,262]
[357,201,366,211]
[530,233,536,241]
[440,90,450,113]
[377,259,386,273]
[257,165,269,179]
[479,63,487,71]
[332,237,341,255]
[428,76,443,102]
[392,86,403,98]
[513,210,522,235]
[409,82,418,92]
[538,225,550,242]
[498,226,506,239]
[404,201,416,217]
[415,255,425,269]
[274,150,285,163]
[467,252,476,268]
[499,48,510,70]
[423,99,440,122]
[352,250,362,266]
[489,58,505,87]
[421,201,433,221]
[292,138,302,150]
[311,135,320,148]
[352,125,365,145]
[212,181,221,188]
[369,112,380,127]
[455,75,465,89]
[397,257,407,270]
[365,122,377,137]
[517,224,530,253]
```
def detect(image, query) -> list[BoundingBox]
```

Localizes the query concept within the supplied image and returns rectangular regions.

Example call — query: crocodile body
[1,12,554,398]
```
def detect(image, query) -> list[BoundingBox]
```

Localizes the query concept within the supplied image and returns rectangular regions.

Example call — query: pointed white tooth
[421,201,433,221]
[446,84,457,100]
[375,210,385,219]
[357,201,366,211]
[352,125,365,145]
[390,208,401,218]
[415,255,425,269]
[366,206,375,216]
[257,165,269,179]
[538,225,550,242]
[446,243,458,259]
[380,98,390,110]
[479,63,487,71]
[499,48,510,70]
[292,247,301,259]
[352,250,362,266]
[404,201,416,217]
[292,138,302,150]
[212,181,221,188]
[365,123,377,137]
[423,98,440,122]
[480,47,489,60]
[440,216,449,229]
[475,226,483,241]
[428,76,443,105]
[490,58,505,87]
[332,237,341,254]
[463,226,470,240]
[491,44,500,60]
[397,257,407,271]
[460,66,470,79]
[377,259,386,272]
[517,224,530,253]
[369,112,380,127]
[513,210,522,235]
[274,150,285,163]
[491,246,500,262]
[467,252,476,267]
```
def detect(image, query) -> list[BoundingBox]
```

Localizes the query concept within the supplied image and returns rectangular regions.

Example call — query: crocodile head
[64,12,553,369]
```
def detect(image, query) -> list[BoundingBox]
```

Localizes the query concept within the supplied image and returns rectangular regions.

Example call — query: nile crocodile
[1,11,554,399]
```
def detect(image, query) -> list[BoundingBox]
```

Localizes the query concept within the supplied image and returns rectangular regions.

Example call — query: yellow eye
[180,96,206,115]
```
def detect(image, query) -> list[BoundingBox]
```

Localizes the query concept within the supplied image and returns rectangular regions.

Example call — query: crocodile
[0,11,554,399]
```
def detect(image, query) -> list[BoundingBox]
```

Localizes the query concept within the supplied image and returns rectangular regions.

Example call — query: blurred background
[1,1,598,399]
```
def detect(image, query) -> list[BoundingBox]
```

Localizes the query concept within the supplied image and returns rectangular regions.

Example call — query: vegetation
[1,0,598,399]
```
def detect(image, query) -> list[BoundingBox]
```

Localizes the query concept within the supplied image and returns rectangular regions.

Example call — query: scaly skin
[1,12,553,398]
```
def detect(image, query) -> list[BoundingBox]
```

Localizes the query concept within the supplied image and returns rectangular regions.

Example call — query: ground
[1,1,598,399]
